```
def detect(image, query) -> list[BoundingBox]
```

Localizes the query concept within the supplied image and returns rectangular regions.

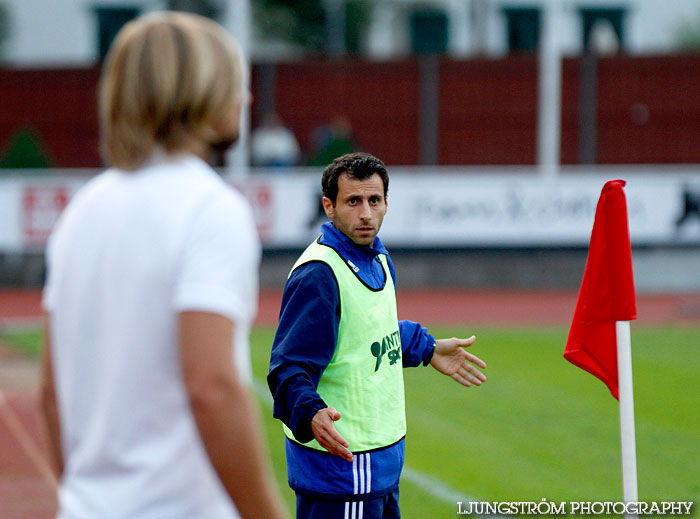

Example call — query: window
[410,8,448,54]
[579,8,626,51]
[94,7,140,60]
[503,7,540,52]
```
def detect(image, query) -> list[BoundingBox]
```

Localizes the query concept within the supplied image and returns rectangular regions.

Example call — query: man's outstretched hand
[311,407,353,462]
[430,336,487,387]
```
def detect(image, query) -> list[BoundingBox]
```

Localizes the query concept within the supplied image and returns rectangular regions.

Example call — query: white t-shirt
[43,153,260,519]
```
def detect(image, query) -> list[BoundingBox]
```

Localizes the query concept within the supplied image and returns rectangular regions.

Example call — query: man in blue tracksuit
[268,152,487,518]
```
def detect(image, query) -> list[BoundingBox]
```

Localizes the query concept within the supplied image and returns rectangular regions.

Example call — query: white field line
[0,316,44,333]
[0,389,58,490]
[251,378,503,518]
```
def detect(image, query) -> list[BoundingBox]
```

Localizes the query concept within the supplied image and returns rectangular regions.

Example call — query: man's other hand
[430,336,487,387]
[311,407,353,462]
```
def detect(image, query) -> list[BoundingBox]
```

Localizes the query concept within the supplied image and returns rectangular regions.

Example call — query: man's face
[322,172,388,247]
[210,90,249,153]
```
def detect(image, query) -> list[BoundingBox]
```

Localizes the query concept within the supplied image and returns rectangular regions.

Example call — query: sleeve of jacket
[399,320,435,367]
[267,261,340,443]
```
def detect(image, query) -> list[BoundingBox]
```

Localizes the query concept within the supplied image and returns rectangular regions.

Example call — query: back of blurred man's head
[99,11,246,170]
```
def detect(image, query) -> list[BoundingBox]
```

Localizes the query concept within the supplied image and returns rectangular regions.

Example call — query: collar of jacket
[318,222,389,289]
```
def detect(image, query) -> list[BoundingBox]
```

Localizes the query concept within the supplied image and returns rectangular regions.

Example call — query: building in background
[0,0,246,65]
[362,0,700,58]
[2,0,700,66]
[3,1,700,170]
[0,1,699,292]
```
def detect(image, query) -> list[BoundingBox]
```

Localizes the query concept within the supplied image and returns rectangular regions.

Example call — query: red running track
[2,288,700,327]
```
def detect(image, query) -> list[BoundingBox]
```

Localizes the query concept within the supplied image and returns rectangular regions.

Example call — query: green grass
[4,325,699,516]
[0,328,44,357]
[403,327,699,506]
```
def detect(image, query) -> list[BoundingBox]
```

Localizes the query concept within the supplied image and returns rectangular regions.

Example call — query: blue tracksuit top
[268,222,436,500]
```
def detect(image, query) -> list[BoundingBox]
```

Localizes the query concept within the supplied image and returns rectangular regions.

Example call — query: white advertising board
[380,174,687,247]
[0,178,85,253]
[0,168,698,252]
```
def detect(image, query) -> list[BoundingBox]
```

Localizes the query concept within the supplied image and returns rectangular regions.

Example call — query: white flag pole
[537,0,562,180]
[616,320,639,519]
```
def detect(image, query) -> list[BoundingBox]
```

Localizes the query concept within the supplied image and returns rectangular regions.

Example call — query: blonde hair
[99,11,245,170]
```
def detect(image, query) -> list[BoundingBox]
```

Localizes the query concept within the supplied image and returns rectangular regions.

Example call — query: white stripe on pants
[346,453,371,519]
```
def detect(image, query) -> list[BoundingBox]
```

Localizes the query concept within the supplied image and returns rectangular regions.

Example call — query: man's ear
[322,196,335,219]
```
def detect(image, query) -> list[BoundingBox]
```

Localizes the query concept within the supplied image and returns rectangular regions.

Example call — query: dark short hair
[321,152,389,204]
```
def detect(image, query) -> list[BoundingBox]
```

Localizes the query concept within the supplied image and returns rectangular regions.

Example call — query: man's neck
[322,222,384,258]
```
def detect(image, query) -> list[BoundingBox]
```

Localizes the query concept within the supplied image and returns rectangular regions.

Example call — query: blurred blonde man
[40,12,287,519]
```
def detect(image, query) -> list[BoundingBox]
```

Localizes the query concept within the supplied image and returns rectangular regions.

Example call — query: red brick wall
[0,68,101,168]
[595,55,700,164]
[561,55,700,165]
[438,56,538,165]
[2,55,699,168]
[269,59,421,166]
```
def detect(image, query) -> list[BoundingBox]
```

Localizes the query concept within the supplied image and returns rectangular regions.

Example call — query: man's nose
[360,200,372,220]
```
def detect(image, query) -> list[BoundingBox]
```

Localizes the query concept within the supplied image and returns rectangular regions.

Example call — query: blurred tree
[0,128,54,170]
[253,0,324,51]
[253,0,369,54]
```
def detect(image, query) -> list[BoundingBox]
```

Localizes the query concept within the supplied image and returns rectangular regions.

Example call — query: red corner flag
[564,180,637,399]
